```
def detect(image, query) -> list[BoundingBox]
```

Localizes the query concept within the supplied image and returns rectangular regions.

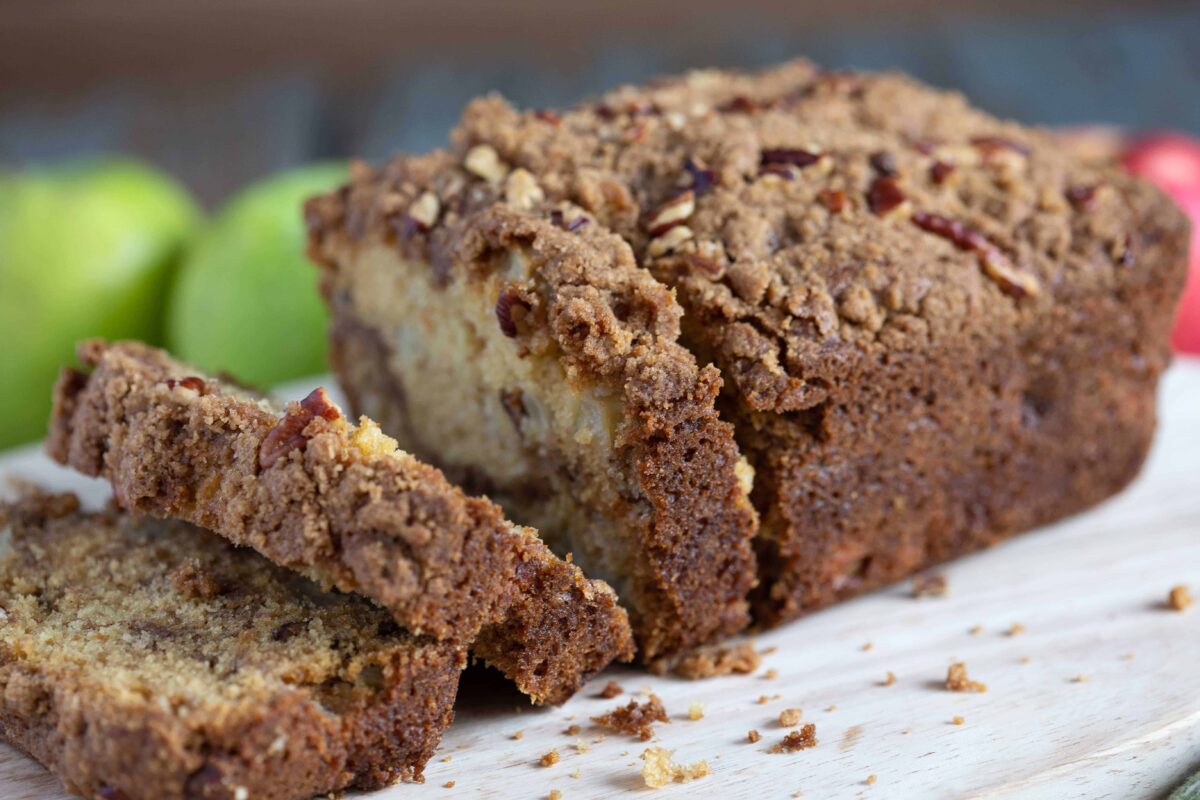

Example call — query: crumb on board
[549,791,562,800]
[968,625,983,636]
[640,747,711,789]
[570,769,581,780]
[860,642,873,652]
[866,774,878,786]
[564,724,582,736]
[443,781,455,789]
[770,724,818,753]
[598,680,624,698]
[1169,585,1194,611]
[882,671,897,686]
[1006,623,1026,636]
[592,695,669,741]
[574,740,589,753]
[952,716,965,726]
[1121,652,1136,661]
[1072,674,1090,683]
[913,574,948,598]
[762,668,779,679]
[946,662,987,693]
[539,749,561,767]
[673,641,762,679]
[1019,656,1031,664]
[688,702,705,720]
[825,704,837,712]
[748,730,762,743]
[760,646,778,656]
[778,708,803,727]
[440,755,452,762]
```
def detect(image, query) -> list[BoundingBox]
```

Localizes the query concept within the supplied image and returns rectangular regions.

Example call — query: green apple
[0,160,199,449]
[167,163,346,388]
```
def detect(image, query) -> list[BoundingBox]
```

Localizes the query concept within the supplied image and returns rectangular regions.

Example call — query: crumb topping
[592,695,670,741]
[945,662,987,693]
[771,724,818,753]
[640,747,711,789]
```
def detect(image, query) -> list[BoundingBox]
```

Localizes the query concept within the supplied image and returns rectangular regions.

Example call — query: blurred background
[1,0,1198,447]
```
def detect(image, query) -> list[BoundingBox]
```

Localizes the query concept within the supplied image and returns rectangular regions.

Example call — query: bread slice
[47,340,633,704]
[307,157,759,667]
[305,59,1188,634]
[0,489,463,800]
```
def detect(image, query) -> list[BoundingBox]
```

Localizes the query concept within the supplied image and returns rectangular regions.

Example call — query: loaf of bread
[0,489,463,799]
[47,340,633,704]
[306,60,1189,643]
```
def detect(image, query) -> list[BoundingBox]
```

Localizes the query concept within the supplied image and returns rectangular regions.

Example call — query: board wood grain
[2,361,1198,799]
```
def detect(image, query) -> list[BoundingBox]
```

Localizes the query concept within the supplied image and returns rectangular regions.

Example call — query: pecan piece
[911,211,1040,299]
[645,190,695,237]
[683,158,716,196]
[867,176,906,216]
[495,287,531,338]
[817,188,846,213]
[869,150,898,177]
[760,148,822,169]
[929,160,956,185]
[163,375,207,395]
[259,388,342,469]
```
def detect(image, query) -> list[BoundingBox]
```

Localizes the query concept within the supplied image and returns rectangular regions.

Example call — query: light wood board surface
[2,361,1198,800]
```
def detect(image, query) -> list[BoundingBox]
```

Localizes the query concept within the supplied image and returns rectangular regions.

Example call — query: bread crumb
[952,716,965,726]
[570,769,581,780]
[440,755,452,762]
[748,729,762,743]
[763,668,779,679]
[687,702,705,720]
[968,625,983,636]
[860,642,873,652]
[597,680,624,698]
[574,740,589,753]
[564,724,582,736]
[540,749,561,767]
[866,774,877,785]
[673,641,762,679]
[913,574,948,598]
[548,791,562,800]
[592,695,669,741]
[770,724,818,753]
[778,708,803,727]
[443,781,455,789]
[1168,585,1193,611]
[1019,656,1031,665]
[825,704,837,712]
[640,747,711,789]
[1121,652,1136,661]
[1006,623,1026,636]
[901,727,913,735]
[946,662,987,693]
[1071,674,1089,683]
[512,730,524,740]
[882,671,897,686]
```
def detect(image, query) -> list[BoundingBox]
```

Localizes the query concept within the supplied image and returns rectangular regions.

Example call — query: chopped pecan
[645,190,695,237]
[407,191,441,231]
[163,376,207,395]
[929,160,956,185]
[259,388,342,469]
[533,109,561,126]
[867,176,906,216]
[817,188,846,213]
[1065,184,1098,210]
[869,150,899,177]
[971,135,1031,157]
[911,211,1040,299]
[761,148,822,169]
[683,158,716,196]
[495,288,531,338]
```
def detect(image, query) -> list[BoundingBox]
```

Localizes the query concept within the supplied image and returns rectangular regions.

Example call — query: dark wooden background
[2,0,1197,205]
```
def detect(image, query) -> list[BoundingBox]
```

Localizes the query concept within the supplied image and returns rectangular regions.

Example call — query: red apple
[1122,133,1200,354]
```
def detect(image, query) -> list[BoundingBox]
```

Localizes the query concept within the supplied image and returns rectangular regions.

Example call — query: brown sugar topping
[771,724,818,753]
[592,695,670,741]
[945,662,987,693]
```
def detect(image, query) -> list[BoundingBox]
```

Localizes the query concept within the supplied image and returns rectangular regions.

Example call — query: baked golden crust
[46,340,632,704]
[306,58,1188,631]
[0,489,464,800]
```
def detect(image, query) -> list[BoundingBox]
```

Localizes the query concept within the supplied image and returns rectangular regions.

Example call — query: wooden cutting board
[2,361,1198,800]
